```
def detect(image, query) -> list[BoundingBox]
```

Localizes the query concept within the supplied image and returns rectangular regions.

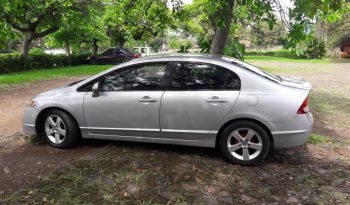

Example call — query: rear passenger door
[160,62,241,144]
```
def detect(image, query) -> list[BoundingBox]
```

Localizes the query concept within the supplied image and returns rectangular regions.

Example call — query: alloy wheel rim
[45,115,66,144]
[227,128,263,161]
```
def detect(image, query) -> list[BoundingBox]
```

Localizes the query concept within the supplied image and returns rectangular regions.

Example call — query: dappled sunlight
[2,139,350,204]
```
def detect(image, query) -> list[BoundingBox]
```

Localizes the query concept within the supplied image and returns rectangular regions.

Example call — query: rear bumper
[271,112,313,149]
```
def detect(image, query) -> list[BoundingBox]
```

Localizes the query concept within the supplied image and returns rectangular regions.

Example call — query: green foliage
[287,0,350,50]
[46,4,106,52]
[198,37,211,53]
[169,37,192,50]
[0,53,90,74]
[29,48,46,55]
[178,44,191,53]
[246,50,297,58]
[180,0,278,54]
[308,133,332,144]
[224,38,245,60]
[292,36,326,59]
[148,38,164,52]
[0,20,20,50]
[104,0,179,47]
[0,65,110,86]
[244,21,288,47]
[0,0,97,56]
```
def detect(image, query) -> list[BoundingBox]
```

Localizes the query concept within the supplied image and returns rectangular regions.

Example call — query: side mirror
[92,82,100,97]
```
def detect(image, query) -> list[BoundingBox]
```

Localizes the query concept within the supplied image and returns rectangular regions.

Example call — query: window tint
[170,63,240,90]
[101,63,167,91]
[115,49,125,54]
[103,49,114,55]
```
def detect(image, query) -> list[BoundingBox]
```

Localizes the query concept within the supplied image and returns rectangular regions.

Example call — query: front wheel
[42,109,80,148]
[219,121,271,165]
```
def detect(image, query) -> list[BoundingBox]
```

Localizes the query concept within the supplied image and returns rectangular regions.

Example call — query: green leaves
[286,0,349,56]
[104,0,179,47]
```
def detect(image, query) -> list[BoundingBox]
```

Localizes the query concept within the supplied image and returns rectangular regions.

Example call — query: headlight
[26,100,37,107]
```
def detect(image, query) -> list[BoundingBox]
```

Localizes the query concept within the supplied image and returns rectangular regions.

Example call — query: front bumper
[271,112,313,149]
[22,107,39,135]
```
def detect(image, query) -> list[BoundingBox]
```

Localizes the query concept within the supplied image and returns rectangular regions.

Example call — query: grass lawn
[0,65,112,86]
[245,55,350,64]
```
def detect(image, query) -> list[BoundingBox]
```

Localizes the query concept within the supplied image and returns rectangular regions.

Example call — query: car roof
[75,53,282,89]
[134,53,232,62]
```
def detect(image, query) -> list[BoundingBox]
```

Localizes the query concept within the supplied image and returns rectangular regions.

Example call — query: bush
[245,49,298,58]
[299,37,326,59]
[29,47,46,55]
[0,53,90,74]
[224,39,246,60]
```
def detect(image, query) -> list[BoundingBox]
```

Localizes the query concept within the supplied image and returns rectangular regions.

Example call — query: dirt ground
[1,62,350,204]
[0,77,99,193]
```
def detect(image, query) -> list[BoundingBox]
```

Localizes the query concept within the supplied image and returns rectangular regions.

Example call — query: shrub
[29,47,46,55]
[245,49,298,58]
[224,39,246,60]
[302,38,326,59]
[0,53,90,74]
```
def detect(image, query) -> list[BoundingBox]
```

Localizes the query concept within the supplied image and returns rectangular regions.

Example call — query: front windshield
[222,56,281,82]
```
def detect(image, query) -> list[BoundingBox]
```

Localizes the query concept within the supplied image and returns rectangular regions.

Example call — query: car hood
[280,76,312,90]
[34,86,70,99]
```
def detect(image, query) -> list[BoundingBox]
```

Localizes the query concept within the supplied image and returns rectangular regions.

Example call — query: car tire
[219,121,271,165]
[42,109,80,149]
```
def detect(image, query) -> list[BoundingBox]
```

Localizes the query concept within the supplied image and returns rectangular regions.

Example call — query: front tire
[219,121,271,165]
[42,109,80,148]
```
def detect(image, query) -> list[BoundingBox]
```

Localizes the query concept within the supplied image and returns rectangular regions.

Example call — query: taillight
[132,53,140,58]
[297,98,309,114]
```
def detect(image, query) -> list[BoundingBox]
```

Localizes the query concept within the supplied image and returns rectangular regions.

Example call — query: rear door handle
[138,96,157,102]
[205,96,228,103]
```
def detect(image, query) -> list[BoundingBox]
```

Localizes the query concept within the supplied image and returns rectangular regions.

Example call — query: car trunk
[280,76,312,90]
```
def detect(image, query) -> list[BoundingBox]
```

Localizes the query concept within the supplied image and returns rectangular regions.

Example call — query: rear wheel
[42,109,80,148]
[219,121,271,165]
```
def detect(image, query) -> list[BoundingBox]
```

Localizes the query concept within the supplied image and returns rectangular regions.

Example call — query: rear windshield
[222,57,281,82]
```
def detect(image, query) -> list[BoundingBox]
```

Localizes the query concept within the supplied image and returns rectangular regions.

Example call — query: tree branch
[2,13,31,32]
[34,26,59,38]
[271,0,291,31]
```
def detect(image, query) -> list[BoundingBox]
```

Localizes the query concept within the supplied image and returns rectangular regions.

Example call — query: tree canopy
[0,0,349,58]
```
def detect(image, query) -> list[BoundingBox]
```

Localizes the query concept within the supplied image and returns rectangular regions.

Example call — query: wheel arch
[35,107,80,135]
[215,118,274,150]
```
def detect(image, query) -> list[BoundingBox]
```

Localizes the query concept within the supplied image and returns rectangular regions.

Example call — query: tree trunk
[92,38,98,57]
[117,40,125,48]
[210,0,235,56]
[65,41,71,66]
[21,33,34,58]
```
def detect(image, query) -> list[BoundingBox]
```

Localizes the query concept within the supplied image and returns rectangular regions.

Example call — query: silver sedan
[23,55,313,165]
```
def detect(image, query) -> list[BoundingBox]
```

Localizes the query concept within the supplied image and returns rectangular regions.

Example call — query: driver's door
[83,62,169,138]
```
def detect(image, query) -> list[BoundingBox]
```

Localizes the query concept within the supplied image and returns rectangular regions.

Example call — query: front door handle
[138,96,157,102]
[205,96,228,103]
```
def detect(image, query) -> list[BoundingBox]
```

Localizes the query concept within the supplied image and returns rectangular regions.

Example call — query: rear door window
[169,63,241,90]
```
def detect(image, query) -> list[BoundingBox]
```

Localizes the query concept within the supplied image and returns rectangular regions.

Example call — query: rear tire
[219,121,271,165]
[42,109,80,149]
